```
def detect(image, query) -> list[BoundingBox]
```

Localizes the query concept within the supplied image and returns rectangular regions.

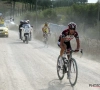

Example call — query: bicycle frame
[43,32,50,46]
[57,49,83,86]
[62,51,73,73]
[44,33,48,39]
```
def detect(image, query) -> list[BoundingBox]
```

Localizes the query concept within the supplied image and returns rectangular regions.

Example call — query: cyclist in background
[42,22,50,37]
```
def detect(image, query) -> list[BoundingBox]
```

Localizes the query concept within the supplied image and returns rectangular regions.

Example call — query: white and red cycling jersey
[58,29,79,42]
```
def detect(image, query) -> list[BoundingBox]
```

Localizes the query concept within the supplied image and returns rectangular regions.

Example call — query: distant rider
[42,22,50,37]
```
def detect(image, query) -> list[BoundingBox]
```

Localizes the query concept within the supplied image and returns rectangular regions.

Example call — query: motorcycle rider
[19,20,33,40]
[19,20,24,39]
[25,20,32,40]
[21,20,33,40]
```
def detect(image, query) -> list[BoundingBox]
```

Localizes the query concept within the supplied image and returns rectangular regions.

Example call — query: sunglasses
[70,28,75,30]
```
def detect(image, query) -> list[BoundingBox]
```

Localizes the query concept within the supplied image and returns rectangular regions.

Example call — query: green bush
[42,9,58,22]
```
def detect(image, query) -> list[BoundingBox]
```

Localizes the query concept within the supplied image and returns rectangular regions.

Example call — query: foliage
[1,0,100,39]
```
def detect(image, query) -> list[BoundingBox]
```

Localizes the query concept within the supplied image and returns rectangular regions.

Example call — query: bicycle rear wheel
[57,55,65,80]
[68,58,78,86]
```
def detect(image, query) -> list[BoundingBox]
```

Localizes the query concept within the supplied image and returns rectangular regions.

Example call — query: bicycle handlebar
[66,49,83,54]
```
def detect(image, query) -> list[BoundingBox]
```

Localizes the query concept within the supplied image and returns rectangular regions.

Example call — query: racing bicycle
[57,49,83,87]
[43,32,51,46]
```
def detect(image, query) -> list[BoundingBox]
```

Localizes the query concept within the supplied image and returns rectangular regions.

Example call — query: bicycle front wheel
[68,58,78,86]
[44,35,48,45]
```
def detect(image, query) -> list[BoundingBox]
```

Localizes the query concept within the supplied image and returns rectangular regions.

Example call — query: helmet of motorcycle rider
[26,20,30,23]
[20,20,24,24]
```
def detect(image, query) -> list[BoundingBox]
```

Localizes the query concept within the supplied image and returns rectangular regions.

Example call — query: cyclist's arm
[42,27,44,32]
[74,31,80,50]
[76,38,80,50]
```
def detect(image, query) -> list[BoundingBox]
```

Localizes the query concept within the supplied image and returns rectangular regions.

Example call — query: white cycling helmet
[68,22,77,30]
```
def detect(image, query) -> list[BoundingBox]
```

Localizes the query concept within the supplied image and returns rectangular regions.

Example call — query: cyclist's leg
[64,41,72,79]
[60,42,66,57]
[59,41,66,69]
[43,32,46,38]
[46,33,48,39]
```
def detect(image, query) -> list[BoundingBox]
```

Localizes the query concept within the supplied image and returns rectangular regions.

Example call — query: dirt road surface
[0,30,100,90]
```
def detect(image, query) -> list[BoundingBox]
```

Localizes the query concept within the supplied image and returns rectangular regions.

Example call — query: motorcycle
[20,24,32,44]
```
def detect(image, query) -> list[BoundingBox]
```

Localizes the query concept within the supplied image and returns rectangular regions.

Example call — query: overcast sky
[88,0,98,3]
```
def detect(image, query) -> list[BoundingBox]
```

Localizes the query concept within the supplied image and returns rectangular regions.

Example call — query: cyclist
[58,22,80,64]
[42,22,50,37]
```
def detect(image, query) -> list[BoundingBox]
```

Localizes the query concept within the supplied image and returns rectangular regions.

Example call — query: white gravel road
[0,30,100,90]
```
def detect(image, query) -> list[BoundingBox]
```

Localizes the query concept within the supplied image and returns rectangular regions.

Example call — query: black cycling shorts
[57,41,72,50]
[64,41,72,50]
